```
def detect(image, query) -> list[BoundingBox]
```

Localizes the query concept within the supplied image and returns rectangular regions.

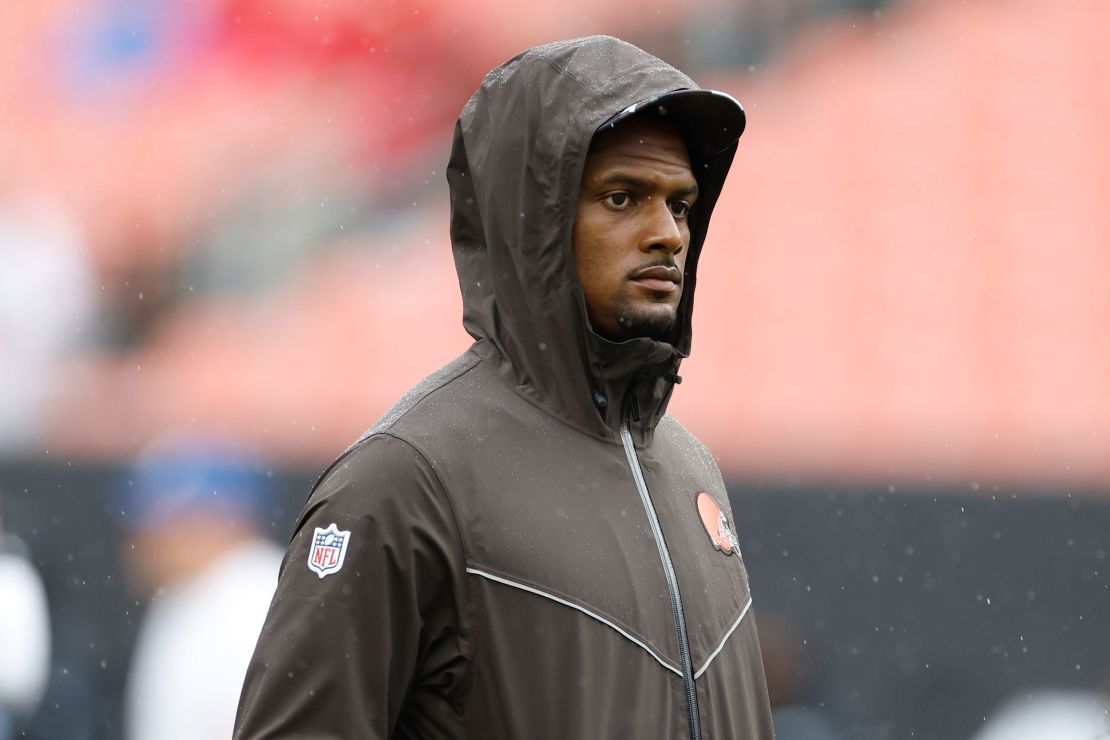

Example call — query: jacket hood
[447,36,743,444]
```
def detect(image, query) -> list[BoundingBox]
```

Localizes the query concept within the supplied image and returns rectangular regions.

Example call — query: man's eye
[604,193,630,209]
[670,201,691,218]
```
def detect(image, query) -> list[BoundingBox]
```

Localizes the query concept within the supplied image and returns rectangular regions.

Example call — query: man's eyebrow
[596,171,699,197]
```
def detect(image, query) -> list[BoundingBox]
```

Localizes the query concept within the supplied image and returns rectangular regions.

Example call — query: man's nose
[641,201,684,255]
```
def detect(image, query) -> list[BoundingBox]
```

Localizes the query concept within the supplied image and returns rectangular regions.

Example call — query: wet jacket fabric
[235,36,775,740]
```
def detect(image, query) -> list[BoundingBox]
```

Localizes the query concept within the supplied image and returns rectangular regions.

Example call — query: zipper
[619,399,702,740]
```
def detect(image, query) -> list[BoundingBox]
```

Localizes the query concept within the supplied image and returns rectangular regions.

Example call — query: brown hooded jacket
[235,36,775,739]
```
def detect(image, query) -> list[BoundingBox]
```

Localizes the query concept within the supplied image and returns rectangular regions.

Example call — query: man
[236,35,773,739]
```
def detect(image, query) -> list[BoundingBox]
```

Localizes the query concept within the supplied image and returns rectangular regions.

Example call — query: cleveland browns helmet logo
[696,492,740,555]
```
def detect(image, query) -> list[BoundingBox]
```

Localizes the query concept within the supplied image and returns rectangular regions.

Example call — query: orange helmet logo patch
[696,492,739,555]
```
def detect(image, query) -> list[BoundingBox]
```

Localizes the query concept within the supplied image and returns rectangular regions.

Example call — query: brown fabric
[235,36,773,739]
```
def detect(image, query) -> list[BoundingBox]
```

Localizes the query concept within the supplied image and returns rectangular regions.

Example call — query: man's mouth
[630,265,682,293]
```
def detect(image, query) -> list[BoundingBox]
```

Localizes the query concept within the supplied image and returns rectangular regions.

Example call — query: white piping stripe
[465,567,682,677]
[694,597,753,679]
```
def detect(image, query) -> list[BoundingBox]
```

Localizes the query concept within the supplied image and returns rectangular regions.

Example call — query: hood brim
[597,89,746,159]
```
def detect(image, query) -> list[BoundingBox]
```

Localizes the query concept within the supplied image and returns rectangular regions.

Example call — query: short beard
[613,304,678,343]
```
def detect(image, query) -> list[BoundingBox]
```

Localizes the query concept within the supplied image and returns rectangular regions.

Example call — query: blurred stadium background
[1,0,1107,738]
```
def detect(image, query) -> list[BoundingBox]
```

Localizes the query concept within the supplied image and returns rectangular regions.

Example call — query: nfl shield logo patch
[308,523,351,578]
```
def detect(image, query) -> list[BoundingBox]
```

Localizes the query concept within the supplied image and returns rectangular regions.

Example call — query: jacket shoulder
[304,348,490,539]
[302,431,456,537]
[300,349,482,503]
[656,413,716,460]
[357,349,483,443]
[655,413,727,482]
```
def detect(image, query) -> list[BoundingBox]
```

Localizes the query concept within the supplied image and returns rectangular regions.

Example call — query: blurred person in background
[116,435,282,740]
[0,509,51,740]
[0,185,95,452]
[968,685,1110,740]
[236,36,771,739]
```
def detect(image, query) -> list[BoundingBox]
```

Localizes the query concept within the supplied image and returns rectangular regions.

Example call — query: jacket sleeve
[234,433,469,739]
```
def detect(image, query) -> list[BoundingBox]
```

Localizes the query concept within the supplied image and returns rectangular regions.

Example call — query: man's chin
[615,306,678,343]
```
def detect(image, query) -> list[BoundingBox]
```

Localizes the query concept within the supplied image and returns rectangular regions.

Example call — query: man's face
[572,117,698,343]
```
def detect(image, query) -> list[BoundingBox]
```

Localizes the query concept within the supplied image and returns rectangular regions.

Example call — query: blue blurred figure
[115,435,283,740]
